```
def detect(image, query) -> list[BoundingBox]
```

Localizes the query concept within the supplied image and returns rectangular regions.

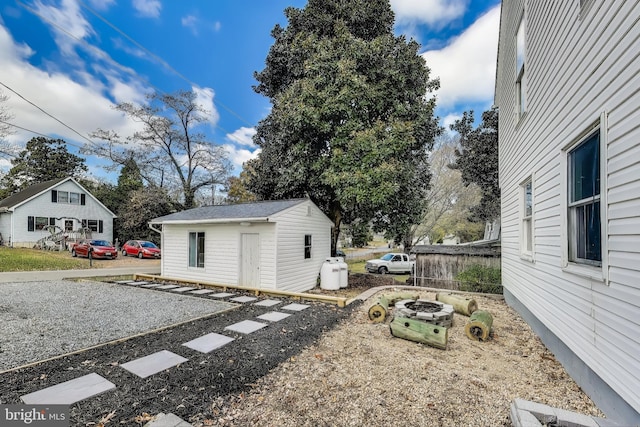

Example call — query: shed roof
[411,245,501,257]
[151,198,311,223]
[0,178,67,209]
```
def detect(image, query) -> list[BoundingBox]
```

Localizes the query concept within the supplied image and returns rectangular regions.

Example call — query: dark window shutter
[49,217,56,225]
[80,194,86,205]
[28,216,34,231]
[51,190,57,203]
[99,220,103,233]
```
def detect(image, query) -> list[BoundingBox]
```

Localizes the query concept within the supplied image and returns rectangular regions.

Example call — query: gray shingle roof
[151,199,308,223]
[0,178,67,209]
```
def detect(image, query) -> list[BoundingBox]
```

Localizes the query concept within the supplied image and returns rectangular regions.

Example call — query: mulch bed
[0,293,359,426]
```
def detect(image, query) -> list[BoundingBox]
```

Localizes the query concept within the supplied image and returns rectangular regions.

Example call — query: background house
[149,199,333,292]
[0,177,116,248]
[496,1,640,424]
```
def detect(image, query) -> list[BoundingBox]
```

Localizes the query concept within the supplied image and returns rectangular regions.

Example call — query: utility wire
[0,119,87,152]
[0,81,99,149]
[77,0,256,128]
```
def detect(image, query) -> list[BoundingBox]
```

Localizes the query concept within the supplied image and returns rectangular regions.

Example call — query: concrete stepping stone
[21,373,115,405]
[114,280,135,284]
[257,311,291,322]
[189,289,215,295]
[155,284,180,290]
[182,333,235,353]
[230,296,257,303]
[224,320,268,334]
[254,299,281,307]
[209,292,235,298]
[170,286,195,293]
[281,303,310,311]
[132,281,150,285]
[120,350,188,379]
[141,283,163,288]
[144,412,191,427]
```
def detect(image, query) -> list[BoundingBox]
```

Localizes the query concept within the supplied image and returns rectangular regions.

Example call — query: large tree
[88,90,231,210]
[0,137,87,197]
[248,0,440,252]
[450,107,500,222]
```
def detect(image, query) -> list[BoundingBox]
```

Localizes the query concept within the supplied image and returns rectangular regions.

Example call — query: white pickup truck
[365,253,415,274]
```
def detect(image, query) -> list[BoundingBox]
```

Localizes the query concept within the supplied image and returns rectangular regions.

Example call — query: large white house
[496,1,640,424]
[0,177,116,248]
[149,198,333,292]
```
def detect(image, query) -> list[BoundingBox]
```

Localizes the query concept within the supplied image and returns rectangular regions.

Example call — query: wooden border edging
[133,274,349,308]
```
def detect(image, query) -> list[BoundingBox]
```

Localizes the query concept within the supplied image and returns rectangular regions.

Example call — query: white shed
[0,177,116,248]
[496,1,640,424]
[149,198,333,293]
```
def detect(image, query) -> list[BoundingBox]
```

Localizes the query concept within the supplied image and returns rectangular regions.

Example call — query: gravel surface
[0,280,235,371]
[0,276,605,427]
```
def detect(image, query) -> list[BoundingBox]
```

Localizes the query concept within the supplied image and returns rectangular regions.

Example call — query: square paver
[120,350,188,378]
[230,296,258,303]
[209,292,236,298]
[254,299,281,307]
[21,373,115,405]
[256,311,291,322]
[224,320,268,334]
[141,283,163,288]
[132,281,150,285]
[114,280,135,284]
[170,286,196,293]
[182,333,235,353]
[156,284,180,290]
[281,303,310,311]
[189,289,215,295]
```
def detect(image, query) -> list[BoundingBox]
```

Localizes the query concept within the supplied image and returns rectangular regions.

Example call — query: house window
[568,130,601,265]
[65,220,73,231]
[516,15,526,119]
[521,177,534,257]
[35,217,48,231]
[304,234,312,259]
[87,220,98,232]
[58,191,69,203]
[52,190,84,204]
[69,192,80,204]
[189,232,205,268]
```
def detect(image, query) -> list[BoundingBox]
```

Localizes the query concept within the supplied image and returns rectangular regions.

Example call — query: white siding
[8,180,114,247]
[272,200,333,292]
[161,223,276,287]
[497,0,640,416]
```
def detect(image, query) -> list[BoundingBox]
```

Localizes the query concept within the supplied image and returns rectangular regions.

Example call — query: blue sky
[0,0,501,182]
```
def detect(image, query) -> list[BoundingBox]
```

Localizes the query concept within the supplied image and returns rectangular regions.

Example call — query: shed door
[240,233,260,288]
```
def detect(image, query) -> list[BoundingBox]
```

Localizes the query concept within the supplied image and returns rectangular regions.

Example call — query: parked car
[121,240,161,259]
[71,239,118,259]
[365,253,414,274]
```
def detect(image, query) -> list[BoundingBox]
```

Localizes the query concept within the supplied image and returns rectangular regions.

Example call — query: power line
[0,119,87,152]
[76,0,256,128]
[0,81,100,149]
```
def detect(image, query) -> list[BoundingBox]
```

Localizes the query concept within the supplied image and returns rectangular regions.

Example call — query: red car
[71,239,118,259]
[121,240,161,259]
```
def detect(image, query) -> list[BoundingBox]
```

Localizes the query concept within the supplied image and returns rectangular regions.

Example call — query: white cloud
[192,86,220,126]
[391,0,468,27]
[181,15,198,35]
[226,127,256,147]
[86,0,116,11]
[223,144,260,170]
[442,113,462,130]
[132,0,161,18]
[421,5,500,109]
[0,23,144,152]
[32,0,94,58]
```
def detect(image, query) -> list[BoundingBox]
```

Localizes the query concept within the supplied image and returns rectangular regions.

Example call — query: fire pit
[394,299,454,327]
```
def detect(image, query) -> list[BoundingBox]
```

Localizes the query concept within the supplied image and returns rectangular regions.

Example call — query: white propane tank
[337,256,348,288]
[320,258,340,290]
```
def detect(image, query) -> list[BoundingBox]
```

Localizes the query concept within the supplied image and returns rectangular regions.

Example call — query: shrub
[456,264,502,294]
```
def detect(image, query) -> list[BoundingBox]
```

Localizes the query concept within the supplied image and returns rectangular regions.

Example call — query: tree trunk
[368,292,420,323]
[390,317,448,350]
[436,292,478,316]
[464,310,493,341]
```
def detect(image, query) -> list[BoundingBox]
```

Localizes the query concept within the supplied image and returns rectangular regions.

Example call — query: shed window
[304,234,312,259]
[568,130,601,265]
[189,232,205,268]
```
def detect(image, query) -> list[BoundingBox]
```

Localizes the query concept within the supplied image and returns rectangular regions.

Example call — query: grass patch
[0,247,90,272]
